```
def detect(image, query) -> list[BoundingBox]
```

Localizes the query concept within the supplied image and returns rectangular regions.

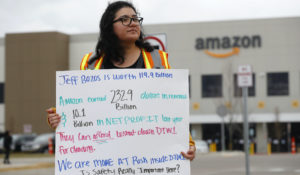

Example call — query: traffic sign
[216,105,228,117]
[145,33,167,51]
[238,65,253,87]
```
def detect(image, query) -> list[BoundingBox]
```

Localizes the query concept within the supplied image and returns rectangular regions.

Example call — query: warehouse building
[0,17,299,153]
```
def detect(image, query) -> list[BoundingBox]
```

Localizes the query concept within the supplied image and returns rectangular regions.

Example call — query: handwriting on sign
[57,71,174,86]
[57,153,184,173]
[57,132,74,143]
[161,114,183,124]
[96,114,182,126]
[58,145,95,155]
[56,69,189,175]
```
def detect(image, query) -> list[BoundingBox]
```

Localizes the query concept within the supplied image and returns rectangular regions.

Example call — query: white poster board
[55,69,190,175]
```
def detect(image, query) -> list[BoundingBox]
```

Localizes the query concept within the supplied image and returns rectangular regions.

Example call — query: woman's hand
[46,107,61,129]
[181,145,196,161]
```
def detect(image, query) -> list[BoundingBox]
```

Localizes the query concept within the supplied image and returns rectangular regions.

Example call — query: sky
[0,0,300,37]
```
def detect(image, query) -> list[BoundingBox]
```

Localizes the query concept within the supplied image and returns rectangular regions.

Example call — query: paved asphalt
[0,152,299,175]
[191,152,300,175]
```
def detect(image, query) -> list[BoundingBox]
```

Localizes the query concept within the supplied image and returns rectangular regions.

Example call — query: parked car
[14,134,37,152]
[0,134,36,152]
[22,133,55,153]
[195,140,209,153]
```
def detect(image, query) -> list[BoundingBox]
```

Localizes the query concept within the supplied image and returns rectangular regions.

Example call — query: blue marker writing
[58,75,78,86]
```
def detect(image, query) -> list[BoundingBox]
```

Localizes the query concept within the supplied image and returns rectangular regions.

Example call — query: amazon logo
[195,35,262,58]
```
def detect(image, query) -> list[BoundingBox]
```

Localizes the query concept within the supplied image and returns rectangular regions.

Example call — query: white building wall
[0,38,5,131]
[69,33,98,70]
[143,17,300,123]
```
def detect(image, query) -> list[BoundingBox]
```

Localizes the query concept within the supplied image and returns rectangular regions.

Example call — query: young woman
[47,1,195,160]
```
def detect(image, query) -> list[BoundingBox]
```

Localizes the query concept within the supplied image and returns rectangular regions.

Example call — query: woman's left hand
[181,145,196,161]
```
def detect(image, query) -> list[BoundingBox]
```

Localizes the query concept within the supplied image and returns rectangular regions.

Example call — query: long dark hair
[89,1,153,65]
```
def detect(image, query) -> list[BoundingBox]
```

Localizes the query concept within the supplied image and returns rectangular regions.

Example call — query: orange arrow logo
[204,47,240,58]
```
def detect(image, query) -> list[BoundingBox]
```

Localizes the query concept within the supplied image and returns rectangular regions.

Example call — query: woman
[47,1,195,160]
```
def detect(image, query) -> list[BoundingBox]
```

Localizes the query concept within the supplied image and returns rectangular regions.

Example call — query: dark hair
[89,1,153,65]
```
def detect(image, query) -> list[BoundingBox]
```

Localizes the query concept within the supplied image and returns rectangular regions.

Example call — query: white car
[195,140,209,153]
[22,133,55,153]
[0,134,36,152]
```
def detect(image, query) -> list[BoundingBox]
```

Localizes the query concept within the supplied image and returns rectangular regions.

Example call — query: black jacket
[4,134,12,149]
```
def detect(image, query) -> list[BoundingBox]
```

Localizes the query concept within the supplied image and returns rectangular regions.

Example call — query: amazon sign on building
[195,34,262,58]
[196,35,262,50]
[0,17,299,154]
[144,17,300,153]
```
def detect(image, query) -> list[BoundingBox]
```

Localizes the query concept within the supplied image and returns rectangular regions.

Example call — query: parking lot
[0,152,299,175]
[192,152,300,175]
[0,132,55,154]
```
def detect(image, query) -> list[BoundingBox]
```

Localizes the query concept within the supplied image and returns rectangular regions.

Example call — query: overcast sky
[1,0,300,37]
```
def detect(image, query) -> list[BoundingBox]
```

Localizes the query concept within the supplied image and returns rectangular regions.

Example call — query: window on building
[267,72,289,96]
[0,83,4,103]
[202,74,222,97]
[234,74,256,97]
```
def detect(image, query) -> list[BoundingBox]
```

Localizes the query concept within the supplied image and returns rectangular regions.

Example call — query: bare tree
[214,61,251,150]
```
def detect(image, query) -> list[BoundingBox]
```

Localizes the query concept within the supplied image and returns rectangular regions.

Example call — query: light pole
[238,65,253,175]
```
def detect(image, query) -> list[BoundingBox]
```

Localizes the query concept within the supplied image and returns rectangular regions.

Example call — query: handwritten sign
[55,69,190,175]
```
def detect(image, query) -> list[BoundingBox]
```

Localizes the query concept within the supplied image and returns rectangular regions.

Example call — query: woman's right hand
[46,107,61,129]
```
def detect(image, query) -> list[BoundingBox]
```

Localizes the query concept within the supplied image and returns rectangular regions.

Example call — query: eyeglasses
[113,16,143,26]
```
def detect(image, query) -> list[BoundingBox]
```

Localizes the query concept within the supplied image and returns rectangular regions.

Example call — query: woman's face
[113,7,141,44]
